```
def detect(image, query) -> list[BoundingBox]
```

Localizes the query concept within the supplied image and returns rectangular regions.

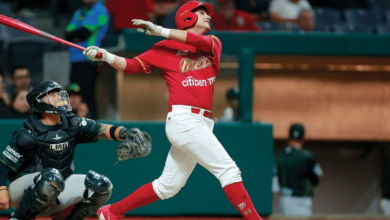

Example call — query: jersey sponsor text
[182,76,216,87]
[182,76,207,87]
[3,145,23,163]
[50,142,69,151]
[180,56,212,73]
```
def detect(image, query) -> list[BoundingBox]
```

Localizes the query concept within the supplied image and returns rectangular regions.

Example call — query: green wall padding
[0,120,273,216]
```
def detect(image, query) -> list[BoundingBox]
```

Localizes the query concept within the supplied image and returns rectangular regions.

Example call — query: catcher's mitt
[117,128,152,162]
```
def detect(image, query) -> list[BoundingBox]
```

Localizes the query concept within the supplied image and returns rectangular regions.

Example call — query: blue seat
[333,23,374,33]
[291,23,331,33]
[256,22,296,32]
[344,9,378,26]
[314,7,342,25]
[376,24,390,34]
[370,6,386,24]
[307,24,331,33]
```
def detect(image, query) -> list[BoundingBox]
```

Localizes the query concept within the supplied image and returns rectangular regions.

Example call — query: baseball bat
[0,14,102,58]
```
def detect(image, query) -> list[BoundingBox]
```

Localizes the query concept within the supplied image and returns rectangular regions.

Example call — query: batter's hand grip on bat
[96,52,103,59]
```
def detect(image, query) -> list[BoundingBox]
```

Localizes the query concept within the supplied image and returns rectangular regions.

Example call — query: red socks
[223,182,263,220]
[109,181,262,220]
[109,182,160,215]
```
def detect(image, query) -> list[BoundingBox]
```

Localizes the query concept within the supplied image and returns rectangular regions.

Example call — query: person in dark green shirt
[276,123,323,216]
[0,81,151,220]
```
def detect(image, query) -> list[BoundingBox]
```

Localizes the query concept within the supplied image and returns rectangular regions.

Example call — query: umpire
[0,81,151,220]
[276,123,323,216]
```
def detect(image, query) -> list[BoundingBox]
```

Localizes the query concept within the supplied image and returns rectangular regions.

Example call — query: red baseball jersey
[126,34,222,111]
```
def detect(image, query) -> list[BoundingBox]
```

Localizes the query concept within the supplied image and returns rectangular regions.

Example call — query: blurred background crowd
[0,0,389,218]
[0,0,389,120]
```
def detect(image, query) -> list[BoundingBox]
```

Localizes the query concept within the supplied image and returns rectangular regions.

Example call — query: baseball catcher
[0,81,151,220]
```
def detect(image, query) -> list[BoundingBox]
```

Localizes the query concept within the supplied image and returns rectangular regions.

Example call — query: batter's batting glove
[83,46,115,64]
[132,19,170,38]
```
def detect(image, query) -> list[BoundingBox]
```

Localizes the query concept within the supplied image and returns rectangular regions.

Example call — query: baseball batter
[84,1,262,219]
[0,81,151,220]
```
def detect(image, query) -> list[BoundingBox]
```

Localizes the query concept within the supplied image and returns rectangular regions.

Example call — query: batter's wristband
[160,28,170,38]
[109,126,120,141]
[106,52,115,64]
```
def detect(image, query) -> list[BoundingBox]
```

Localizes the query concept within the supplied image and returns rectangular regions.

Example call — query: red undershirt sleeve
[184,32,223,71]
[185,31,214,53]
[123,58,145,74]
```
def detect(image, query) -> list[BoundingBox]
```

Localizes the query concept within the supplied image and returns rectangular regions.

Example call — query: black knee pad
[11,168,64,220]
[85,170,113,195]
[34,168,65,200]
[63,170,112,220]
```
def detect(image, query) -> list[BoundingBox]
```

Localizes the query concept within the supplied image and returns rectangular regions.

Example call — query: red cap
[175,1,214,30]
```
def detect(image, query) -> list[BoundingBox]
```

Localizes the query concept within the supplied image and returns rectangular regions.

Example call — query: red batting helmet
[175,1,214,30]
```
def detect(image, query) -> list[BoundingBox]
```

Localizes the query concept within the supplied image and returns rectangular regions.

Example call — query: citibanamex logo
[182,76,207,87]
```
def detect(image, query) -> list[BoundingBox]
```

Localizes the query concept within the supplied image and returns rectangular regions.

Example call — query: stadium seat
[344,9,378,26]
[376,24,390,34]
[333,23,374,33]
[308,25,332,33]
[370,6,386,24]
[314,7,342,25]
[292,23,331,33]
[255,22,296,32]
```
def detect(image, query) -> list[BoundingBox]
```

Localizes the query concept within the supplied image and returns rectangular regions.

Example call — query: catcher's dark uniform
[0,112,113,220]
[0,81,151,220]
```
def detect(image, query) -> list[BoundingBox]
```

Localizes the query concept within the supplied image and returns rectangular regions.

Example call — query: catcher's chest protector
[23,113,79,179]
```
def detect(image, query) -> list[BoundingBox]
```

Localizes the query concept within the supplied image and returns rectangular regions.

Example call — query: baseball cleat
[98,205,124,220]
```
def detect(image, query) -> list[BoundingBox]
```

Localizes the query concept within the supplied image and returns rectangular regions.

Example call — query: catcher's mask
[27,81,72,114]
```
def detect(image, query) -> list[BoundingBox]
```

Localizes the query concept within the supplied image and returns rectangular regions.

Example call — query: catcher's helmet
[175,1,214,30]
[27,81,72,114]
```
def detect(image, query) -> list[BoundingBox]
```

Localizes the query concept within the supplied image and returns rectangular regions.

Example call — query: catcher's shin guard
[11,168,65,220]
[64,170,113,220]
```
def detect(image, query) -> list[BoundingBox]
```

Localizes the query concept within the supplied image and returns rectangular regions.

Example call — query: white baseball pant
[152,105,242,200]
[9,173,92,216]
